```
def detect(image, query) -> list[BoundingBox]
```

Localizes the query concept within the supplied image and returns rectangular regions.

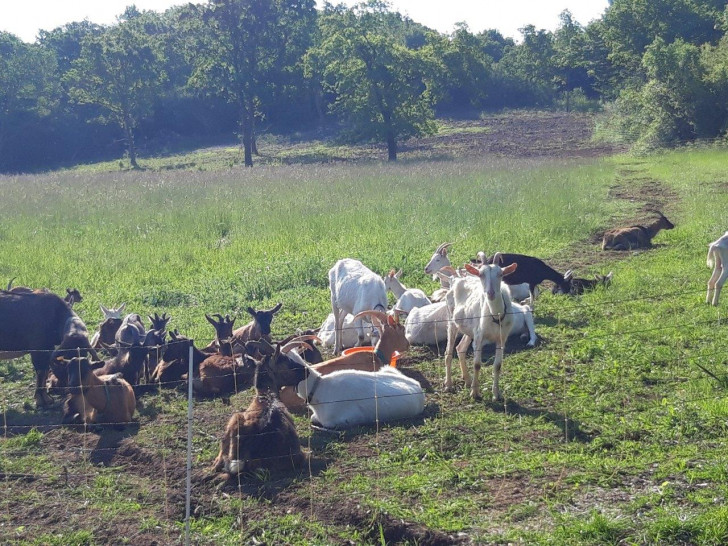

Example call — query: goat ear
[205,313,217,326]
[271,302,282,314]
[464,263,480,276]
[246,307,257,318]
[502,263,518,277]
[100,304,110,317]
[118,302,126,313]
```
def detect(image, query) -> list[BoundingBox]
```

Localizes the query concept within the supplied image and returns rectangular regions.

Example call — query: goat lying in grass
[445,260,518,401]
[278,310,410,411]
[601,211,674,250]
[552,270,614,296]
[318,312,374,349]
[211,350,306,477]
[707,231,728,305]
[202,304,282,354]
[383,269,431,312]
[60,357,136,428]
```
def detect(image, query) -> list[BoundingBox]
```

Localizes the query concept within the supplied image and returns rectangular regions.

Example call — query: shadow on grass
[490,399,594,443]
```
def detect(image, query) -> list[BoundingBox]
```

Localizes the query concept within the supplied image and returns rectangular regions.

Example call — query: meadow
[1,118,728,544]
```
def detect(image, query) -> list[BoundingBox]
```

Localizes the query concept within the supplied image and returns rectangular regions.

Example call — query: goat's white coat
[404,301,449,345]
[707,231,728,305]
[445,264,516,400]
[318,313,373,349]
[384,269,431,313]
[296,366,425,429]
[328,259,387,354]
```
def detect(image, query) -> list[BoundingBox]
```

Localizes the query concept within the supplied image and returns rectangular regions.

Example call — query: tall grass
[0,156,614,341]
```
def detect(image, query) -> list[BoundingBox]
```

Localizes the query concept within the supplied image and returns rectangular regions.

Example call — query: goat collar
[302,372,321,404]
[490,294,509,325]
[82,381,112,413]
[374,348,387,365]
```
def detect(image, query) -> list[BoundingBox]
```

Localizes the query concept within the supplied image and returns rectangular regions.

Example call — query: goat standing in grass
[328,258,388,355]
[707,232,728,305]
[211,349,306,477]
[444,260,518,401]
[601,211,674,250]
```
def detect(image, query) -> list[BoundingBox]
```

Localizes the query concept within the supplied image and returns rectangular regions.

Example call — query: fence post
[185,343,194,546]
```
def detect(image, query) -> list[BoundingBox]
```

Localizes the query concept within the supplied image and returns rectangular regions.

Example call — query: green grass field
[1,134,728,544]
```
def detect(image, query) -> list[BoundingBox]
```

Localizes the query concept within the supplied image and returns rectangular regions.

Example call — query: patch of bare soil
[406,112,621,160]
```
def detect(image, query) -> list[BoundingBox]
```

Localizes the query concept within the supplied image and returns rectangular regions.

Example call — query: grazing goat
[211,351,305,477]
[706,232,728,305]
[444,261,518,401]
[279,311,410,410]
[552,270,614,295]
[383,269,431,313]
[475,251,568,306]
[601,211,674,250]
[61,357,136,428]
[0,289,98,407]
[328,258,388,355]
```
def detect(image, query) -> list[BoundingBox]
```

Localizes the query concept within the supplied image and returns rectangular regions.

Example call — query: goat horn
[6,277,16,290]
[288,334,322,345]
[280,340,313,354]
[353,310,387,330]
[492,252,504,265]
[436,242,453,254]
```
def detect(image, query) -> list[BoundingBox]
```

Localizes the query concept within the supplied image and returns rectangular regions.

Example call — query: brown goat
[193,314,256,396]
[601,211,674,251]
[203,303,283,354]
[278,311,409,410]
[61,357,136,428]
[211,350,306,478]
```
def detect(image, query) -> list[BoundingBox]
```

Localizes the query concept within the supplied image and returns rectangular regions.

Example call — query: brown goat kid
[601,211,675,251]
[203,304,283,354]
[62,357,136,428]
[211,350,306,478]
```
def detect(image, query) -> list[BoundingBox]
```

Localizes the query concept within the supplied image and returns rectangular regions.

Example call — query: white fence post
[185,343,194,545]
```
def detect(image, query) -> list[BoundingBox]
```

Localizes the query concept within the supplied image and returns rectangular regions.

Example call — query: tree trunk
[123,116,139,169]
[386,130,397,162]
[242,108,254,168]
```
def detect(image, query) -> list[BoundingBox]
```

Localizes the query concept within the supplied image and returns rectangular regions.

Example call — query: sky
[0,0,611,44]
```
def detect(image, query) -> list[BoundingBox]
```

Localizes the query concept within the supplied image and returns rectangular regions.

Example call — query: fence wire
[2,285,728,543]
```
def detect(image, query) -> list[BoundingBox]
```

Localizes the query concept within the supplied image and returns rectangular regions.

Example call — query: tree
[312,1,437,161]
[0,32,58,169]
[553,11,595,110]
[64,9,166,168]
[188,0,316,167]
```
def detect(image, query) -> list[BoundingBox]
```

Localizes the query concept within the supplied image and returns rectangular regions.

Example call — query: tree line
[1,0,727,172]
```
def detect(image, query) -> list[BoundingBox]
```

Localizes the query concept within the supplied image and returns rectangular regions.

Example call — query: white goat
[425,244,532,304]
[444,261,518,401]
[405,301,450,345]
[707,231,728,305]
[318,312,373,349]
[405,297,536,348]
[328,258,387,355]
[295,365,425,429]
[383,269,431,313]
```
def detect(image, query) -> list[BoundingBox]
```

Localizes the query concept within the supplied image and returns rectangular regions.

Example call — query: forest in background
[1,0,727,172]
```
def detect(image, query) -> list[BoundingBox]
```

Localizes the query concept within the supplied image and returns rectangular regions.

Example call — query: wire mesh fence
[1,286,727,543]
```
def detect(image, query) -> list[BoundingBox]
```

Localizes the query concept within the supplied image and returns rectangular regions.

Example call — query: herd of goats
[3,209,728,478]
